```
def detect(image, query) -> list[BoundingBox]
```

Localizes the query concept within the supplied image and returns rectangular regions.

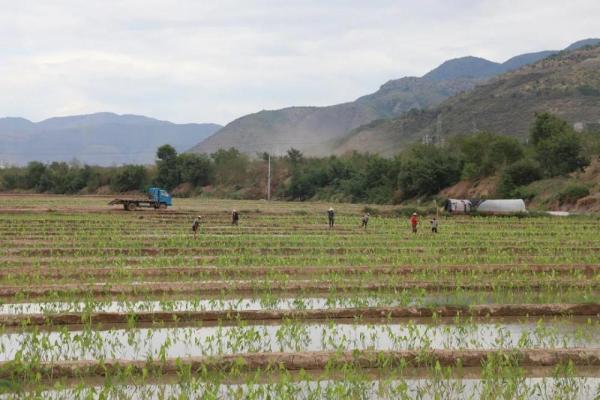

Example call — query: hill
[188,78,478,156]
[0,113,221,166]
[189,39,599,156]
[336,45,600,155]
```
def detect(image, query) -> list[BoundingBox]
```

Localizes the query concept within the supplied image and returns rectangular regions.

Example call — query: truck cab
[148,187,172,208]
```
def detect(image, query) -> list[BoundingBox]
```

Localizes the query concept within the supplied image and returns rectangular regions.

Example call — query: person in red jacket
[410,213,419,233]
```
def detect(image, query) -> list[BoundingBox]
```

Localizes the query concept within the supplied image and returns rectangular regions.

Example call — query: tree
[285,148,304,175]
[530,113,590,176]
[530,112,571,145]
[111,165,148,192]
[37,162,70,193]
[286,148,304,167]
[535,131,590,176]
[178,153,214,187]
[450,132,524,179]
[24,162,46,190]
[211,148,249,186]
[156,144,177,162]
[488,136,523,166]
[397,144,461,199]
[155,144,180,190]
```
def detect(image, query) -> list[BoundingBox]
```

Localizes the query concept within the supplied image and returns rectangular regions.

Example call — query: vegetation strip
[1,349,598,379]
[1,264,597,279]
[0,280,596,298]
[1,304,598,327]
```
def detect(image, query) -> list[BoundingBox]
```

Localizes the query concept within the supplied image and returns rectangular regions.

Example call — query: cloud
[0,0,599,124]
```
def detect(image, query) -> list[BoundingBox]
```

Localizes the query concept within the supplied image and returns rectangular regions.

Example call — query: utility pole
[267,154,271,201]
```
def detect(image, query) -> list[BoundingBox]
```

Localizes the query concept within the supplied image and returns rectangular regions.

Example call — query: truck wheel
[158,203,167,210]
[126,202,137,211]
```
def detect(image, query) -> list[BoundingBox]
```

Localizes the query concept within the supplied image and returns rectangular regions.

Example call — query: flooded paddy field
[0,195,598,396]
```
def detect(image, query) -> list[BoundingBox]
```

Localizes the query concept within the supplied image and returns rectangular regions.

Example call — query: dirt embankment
[0,349,597,379]
[441,176,500,199]
[1,304,597,327]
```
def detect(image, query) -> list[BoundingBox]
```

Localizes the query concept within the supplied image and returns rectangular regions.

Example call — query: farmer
[410,212,419,233]
[192,215,202,239]
[361,213,370,229]
[327,207,335,229]
[430,217,439,233]
[231,209,239,226]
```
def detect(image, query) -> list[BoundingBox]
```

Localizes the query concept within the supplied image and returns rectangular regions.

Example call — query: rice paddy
[0,194,598,399]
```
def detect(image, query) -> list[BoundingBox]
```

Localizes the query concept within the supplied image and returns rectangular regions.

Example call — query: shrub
[110,165,148,192]
[558,184,590,205]
[510,186,538,201]
[497,159,543,197]
[362,206,380,216]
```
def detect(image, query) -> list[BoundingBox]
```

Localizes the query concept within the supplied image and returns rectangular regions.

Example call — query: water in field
[4,376,600,399]
[0,318,597,362]
[1,289,596,314]
[0,298,341,314]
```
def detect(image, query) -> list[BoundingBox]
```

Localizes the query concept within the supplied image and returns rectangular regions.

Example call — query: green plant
[558,184,590,205]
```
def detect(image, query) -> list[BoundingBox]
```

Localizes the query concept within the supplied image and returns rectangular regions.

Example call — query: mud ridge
[0,348,598,379]
[1,304,598,327]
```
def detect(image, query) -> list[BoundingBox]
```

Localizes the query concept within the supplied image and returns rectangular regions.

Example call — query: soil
[441,176,500,199]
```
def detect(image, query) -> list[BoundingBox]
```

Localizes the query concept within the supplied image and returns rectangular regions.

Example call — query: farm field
[0,194,598,398]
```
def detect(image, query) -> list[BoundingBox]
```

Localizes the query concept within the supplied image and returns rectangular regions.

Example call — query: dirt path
[0,348,597,379]
[1,304,597,327]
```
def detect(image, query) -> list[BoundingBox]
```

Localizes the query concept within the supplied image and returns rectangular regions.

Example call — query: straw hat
[328,207,334,211]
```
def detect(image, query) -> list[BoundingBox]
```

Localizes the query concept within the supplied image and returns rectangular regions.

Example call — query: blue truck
[109,187,172,211]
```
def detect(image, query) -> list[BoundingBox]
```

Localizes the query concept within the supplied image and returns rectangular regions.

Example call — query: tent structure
[476,199,527,214]
[443,199,474,214]
[444,199,527,214]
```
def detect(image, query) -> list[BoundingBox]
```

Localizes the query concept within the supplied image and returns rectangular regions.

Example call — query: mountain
[422,56,503,81]
[335,45,600,155]
[0,113,221,166]
[189,79,478,156]
[565,38,600,51]
[189,39,600,156]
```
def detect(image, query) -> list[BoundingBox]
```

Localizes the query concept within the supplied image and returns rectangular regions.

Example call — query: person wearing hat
[192,215,202,239]
[410,212,419,233]
[361,212,370,230]
[327,207,335,229]
[231,209,239,226]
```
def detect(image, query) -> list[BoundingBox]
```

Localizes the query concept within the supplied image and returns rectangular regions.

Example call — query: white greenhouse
[476,199,527,214]
[444,199,527,214]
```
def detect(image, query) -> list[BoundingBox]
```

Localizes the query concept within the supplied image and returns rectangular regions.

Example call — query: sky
[1,0,599,126]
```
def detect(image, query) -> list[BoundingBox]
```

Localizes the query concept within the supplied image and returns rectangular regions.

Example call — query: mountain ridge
[189,38,600,156]
[335,45,600,155]
[0,112,221,166]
